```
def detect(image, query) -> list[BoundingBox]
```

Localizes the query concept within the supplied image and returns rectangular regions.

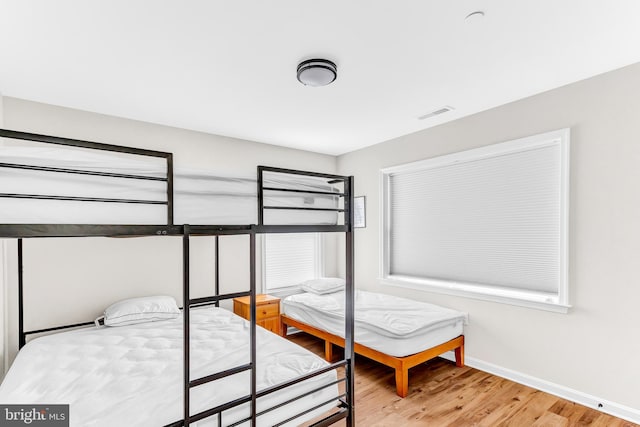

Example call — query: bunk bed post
[345,176,355,427]
[214,233,222,427]
[250,228,257,426]
[183,225,191,426]
[214,235,220,308]
[167,153,174,226]
[17,238,25,349]
[257,166,264,226]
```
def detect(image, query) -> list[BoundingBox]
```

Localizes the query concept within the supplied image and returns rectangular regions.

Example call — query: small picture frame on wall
[354,196,366,228]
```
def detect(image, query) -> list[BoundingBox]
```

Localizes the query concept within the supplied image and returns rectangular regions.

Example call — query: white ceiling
[1,1,639,155]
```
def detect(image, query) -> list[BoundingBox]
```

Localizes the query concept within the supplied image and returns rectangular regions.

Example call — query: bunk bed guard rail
[0,128,174,237]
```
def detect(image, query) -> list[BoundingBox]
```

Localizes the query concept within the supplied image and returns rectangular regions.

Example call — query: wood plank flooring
[288,332,637,427]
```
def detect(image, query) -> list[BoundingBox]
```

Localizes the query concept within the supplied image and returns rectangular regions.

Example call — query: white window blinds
[264,233,321,291]
[382,129,569,309]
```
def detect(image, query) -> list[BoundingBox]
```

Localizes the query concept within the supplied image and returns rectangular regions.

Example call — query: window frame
[261,233,324,296]
[379,129,571,313]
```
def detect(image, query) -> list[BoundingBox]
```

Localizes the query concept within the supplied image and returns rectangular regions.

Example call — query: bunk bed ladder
[179,225,258,427]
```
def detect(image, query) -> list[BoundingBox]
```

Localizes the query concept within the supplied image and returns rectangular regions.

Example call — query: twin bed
[281,290,466,397]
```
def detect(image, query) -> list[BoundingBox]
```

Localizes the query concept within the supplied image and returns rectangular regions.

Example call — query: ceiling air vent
[418,106,454,120]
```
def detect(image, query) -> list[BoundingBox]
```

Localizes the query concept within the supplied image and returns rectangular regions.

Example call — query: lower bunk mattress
[283,290,466,357]
[0,307,338,427]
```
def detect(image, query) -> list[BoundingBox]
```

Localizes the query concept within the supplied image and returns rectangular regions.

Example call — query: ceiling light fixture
[297,59,337,87]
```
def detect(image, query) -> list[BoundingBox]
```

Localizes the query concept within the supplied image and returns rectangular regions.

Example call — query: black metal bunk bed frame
[0,128,355,427]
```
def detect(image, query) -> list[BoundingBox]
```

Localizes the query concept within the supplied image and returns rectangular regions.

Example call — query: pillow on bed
[103,296,180,327]
[301,278,345,295]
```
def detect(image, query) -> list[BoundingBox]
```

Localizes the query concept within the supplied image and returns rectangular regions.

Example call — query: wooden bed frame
[281,314,464,398]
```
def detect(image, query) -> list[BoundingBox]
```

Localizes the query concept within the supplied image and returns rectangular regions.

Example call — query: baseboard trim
[440,351,640,424]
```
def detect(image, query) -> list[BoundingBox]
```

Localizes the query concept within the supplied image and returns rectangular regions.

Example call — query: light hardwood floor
[288,332,638,427]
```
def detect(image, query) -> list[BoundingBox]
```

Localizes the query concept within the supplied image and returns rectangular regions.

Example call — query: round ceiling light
[297,59,337,87]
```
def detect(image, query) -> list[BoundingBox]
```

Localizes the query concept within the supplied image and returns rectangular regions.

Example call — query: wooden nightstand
[233,294,281,335]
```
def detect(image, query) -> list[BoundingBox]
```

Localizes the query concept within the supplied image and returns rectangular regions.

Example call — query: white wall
[1,97,338,367]
[337,62,640,412]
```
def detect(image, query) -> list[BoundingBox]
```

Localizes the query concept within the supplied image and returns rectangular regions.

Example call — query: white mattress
[0,307,338,427]
[283,290,466,357]
[0,146,341,225]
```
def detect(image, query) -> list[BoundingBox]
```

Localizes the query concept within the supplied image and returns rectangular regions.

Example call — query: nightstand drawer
[257,302,279,320]
[233,294,281,336]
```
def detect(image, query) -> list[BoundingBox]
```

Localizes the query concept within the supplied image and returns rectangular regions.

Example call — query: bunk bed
[0,129,355,427]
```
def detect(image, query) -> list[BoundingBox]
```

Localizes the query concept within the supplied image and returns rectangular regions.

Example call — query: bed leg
[395,366,409,398]
[280,319,288,337]
[454,343,465,367]
[324,340,334,362]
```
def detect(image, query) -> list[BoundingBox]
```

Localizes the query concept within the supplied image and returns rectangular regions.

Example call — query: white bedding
[283,290,466,357]
[0,308,338,426]
[0,146,341,225]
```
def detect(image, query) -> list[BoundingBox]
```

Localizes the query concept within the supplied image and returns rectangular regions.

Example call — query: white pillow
[103,295,180,327]
[301,278,346,295]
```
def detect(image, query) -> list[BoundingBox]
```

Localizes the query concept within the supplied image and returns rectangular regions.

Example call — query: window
[380,129,570,312]
[263,233,322,293]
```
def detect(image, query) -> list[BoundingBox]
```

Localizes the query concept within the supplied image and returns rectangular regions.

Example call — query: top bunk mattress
[283,290,467,357]
[0,145,342,225]
[0,307,338,427]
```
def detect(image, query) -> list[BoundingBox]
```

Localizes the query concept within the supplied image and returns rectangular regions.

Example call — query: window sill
[380,276,571,314]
